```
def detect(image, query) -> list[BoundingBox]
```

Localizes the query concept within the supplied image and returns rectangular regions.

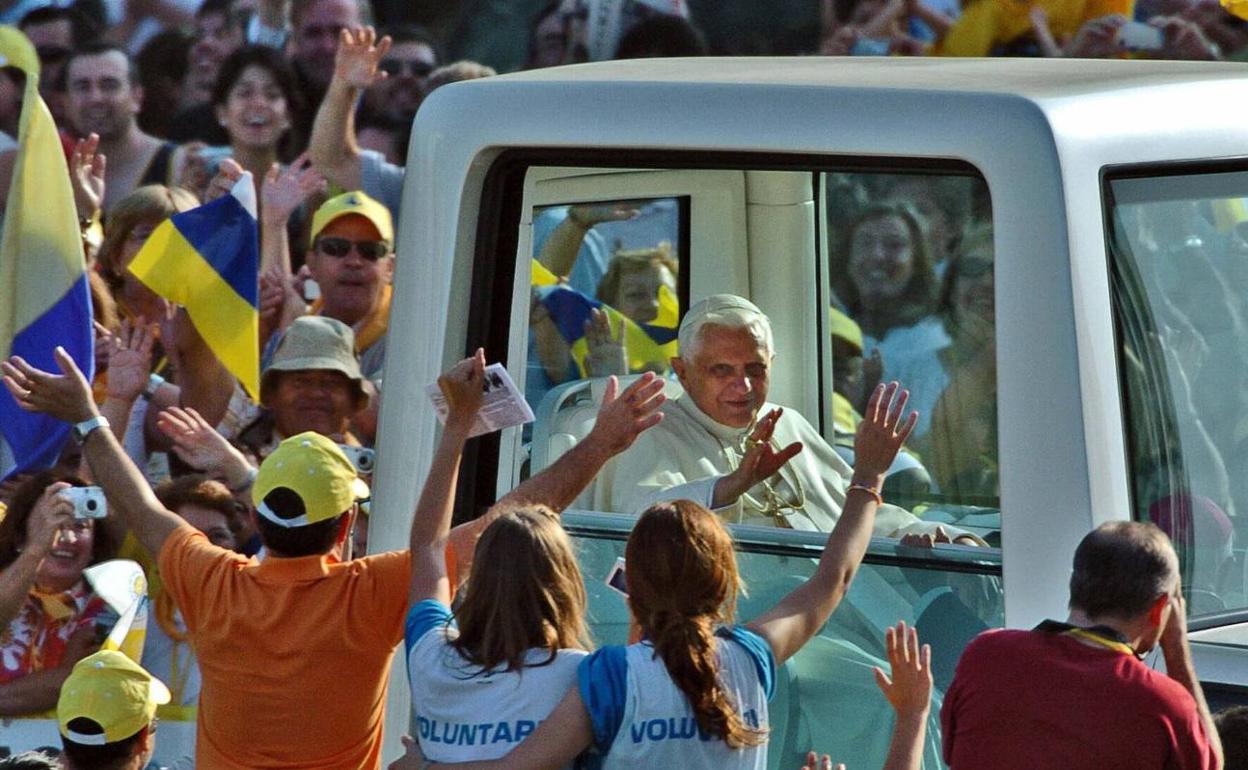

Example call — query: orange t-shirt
[158,526,412,769]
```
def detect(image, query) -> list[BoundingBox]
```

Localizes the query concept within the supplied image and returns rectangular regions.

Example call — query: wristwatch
[72,415,110,444]
[141,373,165,401]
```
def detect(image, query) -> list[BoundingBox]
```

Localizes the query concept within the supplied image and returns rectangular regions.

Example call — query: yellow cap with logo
[310,190,394,246]
[58,651,171,745]
[252,432,370,528]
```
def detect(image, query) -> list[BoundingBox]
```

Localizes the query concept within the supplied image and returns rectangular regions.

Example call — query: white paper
[426,363,535,438]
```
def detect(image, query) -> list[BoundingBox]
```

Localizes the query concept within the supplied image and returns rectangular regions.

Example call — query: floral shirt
[0,582,106,683]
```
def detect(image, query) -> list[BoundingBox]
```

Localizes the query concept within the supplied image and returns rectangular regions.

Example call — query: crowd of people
[0,0,1245,767]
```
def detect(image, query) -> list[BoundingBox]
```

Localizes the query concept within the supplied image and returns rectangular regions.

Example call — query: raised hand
[586,371,665,456]
[583,307,627,377]
[437,348,486,432]
[714,407,804,507]
[104,318,156,403]
[567,202,640,229]
[853,382,916,486]
[261,154,326,228]
[872,621,933,719]
[69,133,105,223]
[156,406,253,486]
[335,26,392,90]
[203,157,245,203]
[800,752,844,770]
[2,347,98,424]
[745,406,804,478]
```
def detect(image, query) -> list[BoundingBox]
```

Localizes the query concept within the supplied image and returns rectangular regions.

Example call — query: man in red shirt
[941,521,1223,770]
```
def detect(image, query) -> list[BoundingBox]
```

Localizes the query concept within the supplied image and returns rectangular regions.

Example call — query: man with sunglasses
[361,24,438,127]
[303,191,393,442]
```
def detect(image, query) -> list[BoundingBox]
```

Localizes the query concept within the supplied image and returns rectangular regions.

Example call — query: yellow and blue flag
[128,174,260,398]
[536,280,679,376]
[0,27,95,479]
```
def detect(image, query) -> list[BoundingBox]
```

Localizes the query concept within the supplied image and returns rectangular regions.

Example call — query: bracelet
[847,483,883,506]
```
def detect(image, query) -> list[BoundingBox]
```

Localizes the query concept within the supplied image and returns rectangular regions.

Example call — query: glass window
[1107,168,1248,619]
[571,520,1003,770]
[526,197,687,415]
[824,172,998,538]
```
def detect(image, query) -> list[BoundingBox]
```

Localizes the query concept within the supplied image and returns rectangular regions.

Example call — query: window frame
[461,147,997,573]
[1101,156,1248,631]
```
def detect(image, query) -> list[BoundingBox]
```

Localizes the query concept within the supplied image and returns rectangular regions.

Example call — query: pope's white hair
[678,295,774,361]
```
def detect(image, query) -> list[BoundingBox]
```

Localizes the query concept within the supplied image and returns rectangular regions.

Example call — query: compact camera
[61,486,107,519]
[339,444,376,475]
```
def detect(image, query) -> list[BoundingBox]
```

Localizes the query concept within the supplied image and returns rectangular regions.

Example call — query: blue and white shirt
[579,626,776,770]
[404,600,588,764]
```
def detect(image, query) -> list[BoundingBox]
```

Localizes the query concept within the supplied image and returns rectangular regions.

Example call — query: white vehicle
[371,57,1248,769]
[7,57,1248,769]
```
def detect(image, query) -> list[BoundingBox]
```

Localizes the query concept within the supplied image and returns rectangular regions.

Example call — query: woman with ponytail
[430,380,916,770]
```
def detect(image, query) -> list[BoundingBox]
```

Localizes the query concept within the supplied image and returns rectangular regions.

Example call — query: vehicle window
[824,172,998,538]
[571,522,1003,770]
[526,197,687,415]
[485,157,1003,770]
[1107,168,1248,620]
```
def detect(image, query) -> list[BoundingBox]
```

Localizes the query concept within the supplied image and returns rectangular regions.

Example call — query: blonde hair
[450,506,590,671]
[98,185,199,296]
[596,241,679,309]
[627,500,767,749]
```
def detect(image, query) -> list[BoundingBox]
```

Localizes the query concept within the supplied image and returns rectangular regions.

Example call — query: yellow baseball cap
[829,307,863,354]
[58,651,170,745]
[252,432,370,528]
[310,191,394,246]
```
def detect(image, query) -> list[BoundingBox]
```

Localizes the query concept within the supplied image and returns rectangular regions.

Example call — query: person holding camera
[0,472,117,716]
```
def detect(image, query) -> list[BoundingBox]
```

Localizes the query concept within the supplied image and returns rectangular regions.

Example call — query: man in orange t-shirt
[5,347,667,769]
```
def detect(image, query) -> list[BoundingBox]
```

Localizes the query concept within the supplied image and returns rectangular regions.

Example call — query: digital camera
[61,486,107,519]
[339,444,376,475]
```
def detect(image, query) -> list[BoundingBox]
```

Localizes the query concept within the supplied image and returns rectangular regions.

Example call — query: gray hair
[678,294,774,360]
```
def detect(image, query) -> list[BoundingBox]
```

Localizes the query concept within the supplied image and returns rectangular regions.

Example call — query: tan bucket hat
[260,316,367,407]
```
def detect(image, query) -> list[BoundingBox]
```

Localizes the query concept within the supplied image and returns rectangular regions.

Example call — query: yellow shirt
[936,0,1133,56]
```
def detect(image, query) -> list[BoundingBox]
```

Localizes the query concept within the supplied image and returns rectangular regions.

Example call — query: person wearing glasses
[304,190,394,391]
[360,24,438,128]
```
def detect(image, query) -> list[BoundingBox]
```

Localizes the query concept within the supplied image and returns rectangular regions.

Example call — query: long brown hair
[450,506,590,672]
[627,500,766,749]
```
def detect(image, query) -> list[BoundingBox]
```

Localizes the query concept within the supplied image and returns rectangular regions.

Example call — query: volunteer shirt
[405,600,587,764]
[158,526,411,769]
[579,626,775,770]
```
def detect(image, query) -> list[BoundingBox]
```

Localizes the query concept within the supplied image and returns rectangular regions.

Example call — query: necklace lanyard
[1035,620,1139,658]
[1064,628,1137,657]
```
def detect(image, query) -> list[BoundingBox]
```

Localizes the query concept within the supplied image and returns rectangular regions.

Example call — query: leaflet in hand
[426,363,535,438]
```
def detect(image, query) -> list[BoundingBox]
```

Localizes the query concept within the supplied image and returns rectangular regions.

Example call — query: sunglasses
[379,58,433,78]
[315,237,389,261]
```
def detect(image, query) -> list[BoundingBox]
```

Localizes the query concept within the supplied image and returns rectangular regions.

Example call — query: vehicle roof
[489,55,1246,102]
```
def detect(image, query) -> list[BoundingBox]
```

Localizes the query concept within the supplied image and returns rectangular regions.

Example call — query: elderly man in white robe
[588,293,979,544]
